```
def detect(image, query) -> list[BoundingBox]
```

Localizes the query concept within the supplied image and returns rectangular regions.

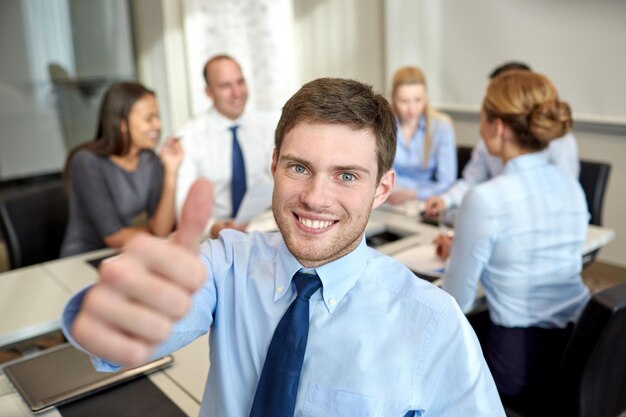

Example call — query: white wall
[293,0,386,91]
[384,0,626,126]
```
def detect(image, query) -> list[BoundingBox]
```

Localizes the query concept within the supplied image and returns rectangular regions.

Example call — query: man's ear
[270,148,278,178]
[204,85,213,100]
[372,169,395,209]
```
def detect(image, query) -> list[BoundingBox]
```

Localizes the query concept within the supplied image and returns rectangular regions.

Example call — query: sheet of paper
[235,182,273,223]
[392,244,445,278]
[378,200,424,218]
[247,210,278,233]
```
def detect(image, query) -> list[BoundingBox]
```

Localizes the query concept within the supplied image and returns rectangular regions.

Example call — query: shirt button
[277,286,284,294]
[329,298,336,306]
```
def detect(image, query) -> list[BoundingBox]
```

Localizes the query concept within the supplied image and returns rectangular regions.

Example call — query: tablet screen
[3,343,173,414]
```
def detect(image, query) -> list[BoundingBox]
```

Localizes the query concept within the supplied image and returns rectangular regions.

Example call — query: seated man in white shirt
[424,62,579,218]
[176,54,273,237]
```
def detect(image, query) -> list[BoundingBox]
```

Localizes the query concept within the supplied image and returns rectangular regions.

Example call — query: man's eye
[293,165,306,174]
[340,173,355,182]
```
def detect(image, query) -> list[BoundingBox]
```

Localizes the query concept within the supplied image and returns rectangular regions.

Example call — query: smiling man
[62,78,505,417]
[175,54,273,238]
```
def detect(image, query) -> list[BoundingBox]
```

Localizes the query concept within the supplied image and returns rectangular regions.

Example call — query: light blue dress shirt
[62,231,505,417]
[442,132,579,209]
[393,115,457,200]
[442,152,590,328]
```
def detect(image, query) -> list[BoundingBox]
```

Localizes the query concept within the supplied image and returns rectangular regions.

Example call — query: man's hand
[72,180,213,367]
[210,220,249,239]
[424,196,446,218]
[387,188,417,206]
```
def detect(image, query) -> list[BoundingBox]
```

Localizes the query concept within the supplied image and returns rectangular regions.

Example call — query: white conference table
[0,208,616,416]
[369,207,617,280]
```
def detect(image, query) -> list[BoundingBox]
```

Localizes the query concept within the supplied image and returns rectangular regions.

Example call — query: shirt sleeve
[441,188,494,312]
[548,133,580,179]
[69,151,125,238]
[441,141,491,208]
[416,119,457,200]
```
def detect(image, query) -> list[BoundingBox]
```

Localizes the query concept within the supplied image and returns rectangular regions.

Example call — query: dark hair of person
[274,78,397,182]
[489,61,532,79]
[483,71,572,151]
[202,54,240,85]
[62,81,155,186]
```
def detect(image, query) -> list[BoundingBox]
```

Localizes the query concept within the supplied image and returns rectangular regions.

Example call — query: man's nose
[300,176,333,210]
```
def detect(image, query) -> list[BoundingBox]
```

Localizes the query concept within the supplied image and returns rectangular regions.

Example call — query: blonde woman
[438,71,589,415]
[387,66,456,204]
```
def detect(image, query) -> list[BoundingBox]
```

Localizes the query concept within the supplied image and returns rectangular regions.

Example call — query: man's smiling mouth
[296,215,336,230]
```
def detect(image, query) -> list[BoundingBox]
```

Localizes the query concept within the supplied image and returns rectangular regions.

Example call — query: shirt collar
[274,236,369,313]
[208,107,245,130]
[503,150,550,174]
[395,114,426,141]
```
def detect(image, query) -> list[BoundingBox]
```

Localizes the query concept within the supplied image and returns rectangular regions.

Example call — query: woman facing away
[436,71,590,416]
[61,81,183,256]
[386,66,457,205]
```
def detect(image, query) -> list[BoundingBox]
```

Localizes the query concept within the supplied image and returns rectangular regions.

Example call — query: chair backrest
[456,145,473,179]
[0,181,68,269]
[560,282,626,417]
[579,159,611,226]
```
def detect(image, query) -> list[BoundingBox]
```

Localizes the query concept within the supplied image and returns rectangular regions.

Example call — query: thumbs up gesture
[72,179,213,367]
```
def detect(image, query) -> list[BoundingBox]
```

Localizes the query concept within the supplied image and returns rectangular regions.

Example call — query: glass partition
[0,0,136,181]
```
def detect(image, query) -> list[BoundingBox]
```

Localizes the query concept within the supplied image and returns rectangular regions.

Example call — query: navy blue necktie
[249,271,322,417]
[230,125,246,218]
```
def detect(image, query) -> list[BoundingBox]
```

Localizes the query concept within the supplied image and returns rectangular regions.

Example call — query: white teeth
[298,216,333,229]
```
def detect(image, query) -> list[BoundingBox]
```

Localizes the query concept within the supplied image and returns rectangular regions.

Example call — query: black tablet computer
[3,343,173,414]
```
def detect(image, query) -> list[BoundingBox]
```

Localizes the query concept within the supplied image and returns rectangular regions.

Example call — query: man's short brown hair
[274,78,396,182]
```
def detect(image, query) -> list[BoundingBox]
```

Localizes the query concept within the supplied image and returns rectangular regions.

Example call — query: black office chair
[578,159,611,267]
[504,282,626,417]
[579,159,611,227]
[456,144,473,179]
[0,181,68,269]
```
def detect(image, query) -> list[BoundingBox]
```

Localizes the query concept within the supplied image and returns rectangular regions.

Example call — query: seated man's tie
[248,271,323,417]
[230,125,246,218]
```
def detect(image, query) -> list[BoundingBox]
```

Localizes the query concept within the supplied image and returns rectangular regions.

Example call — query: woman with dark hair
[386,66,457,204]
[437,71,589,415]
[61,81,182,256]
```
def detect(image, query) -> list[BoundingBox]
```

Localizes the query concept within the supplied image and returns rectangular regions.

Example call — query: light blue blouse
[442,132,579,209]
[63,231,504,417]
[442,152,590,328]
[393,115,457,200]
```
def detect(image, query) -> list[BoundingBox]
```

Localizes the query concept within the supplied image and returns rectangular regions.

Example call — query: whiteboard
[183,0,297,117]
[384,0,626,126]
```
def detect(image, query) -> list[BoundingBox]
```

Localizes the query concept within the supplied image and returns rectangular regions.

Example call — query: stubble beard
[272,199,370,268]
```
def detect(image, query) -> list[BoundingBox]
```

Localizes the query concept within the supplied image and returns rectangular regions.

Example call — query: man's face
[271,122,394,267]
[205,59,248,120]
